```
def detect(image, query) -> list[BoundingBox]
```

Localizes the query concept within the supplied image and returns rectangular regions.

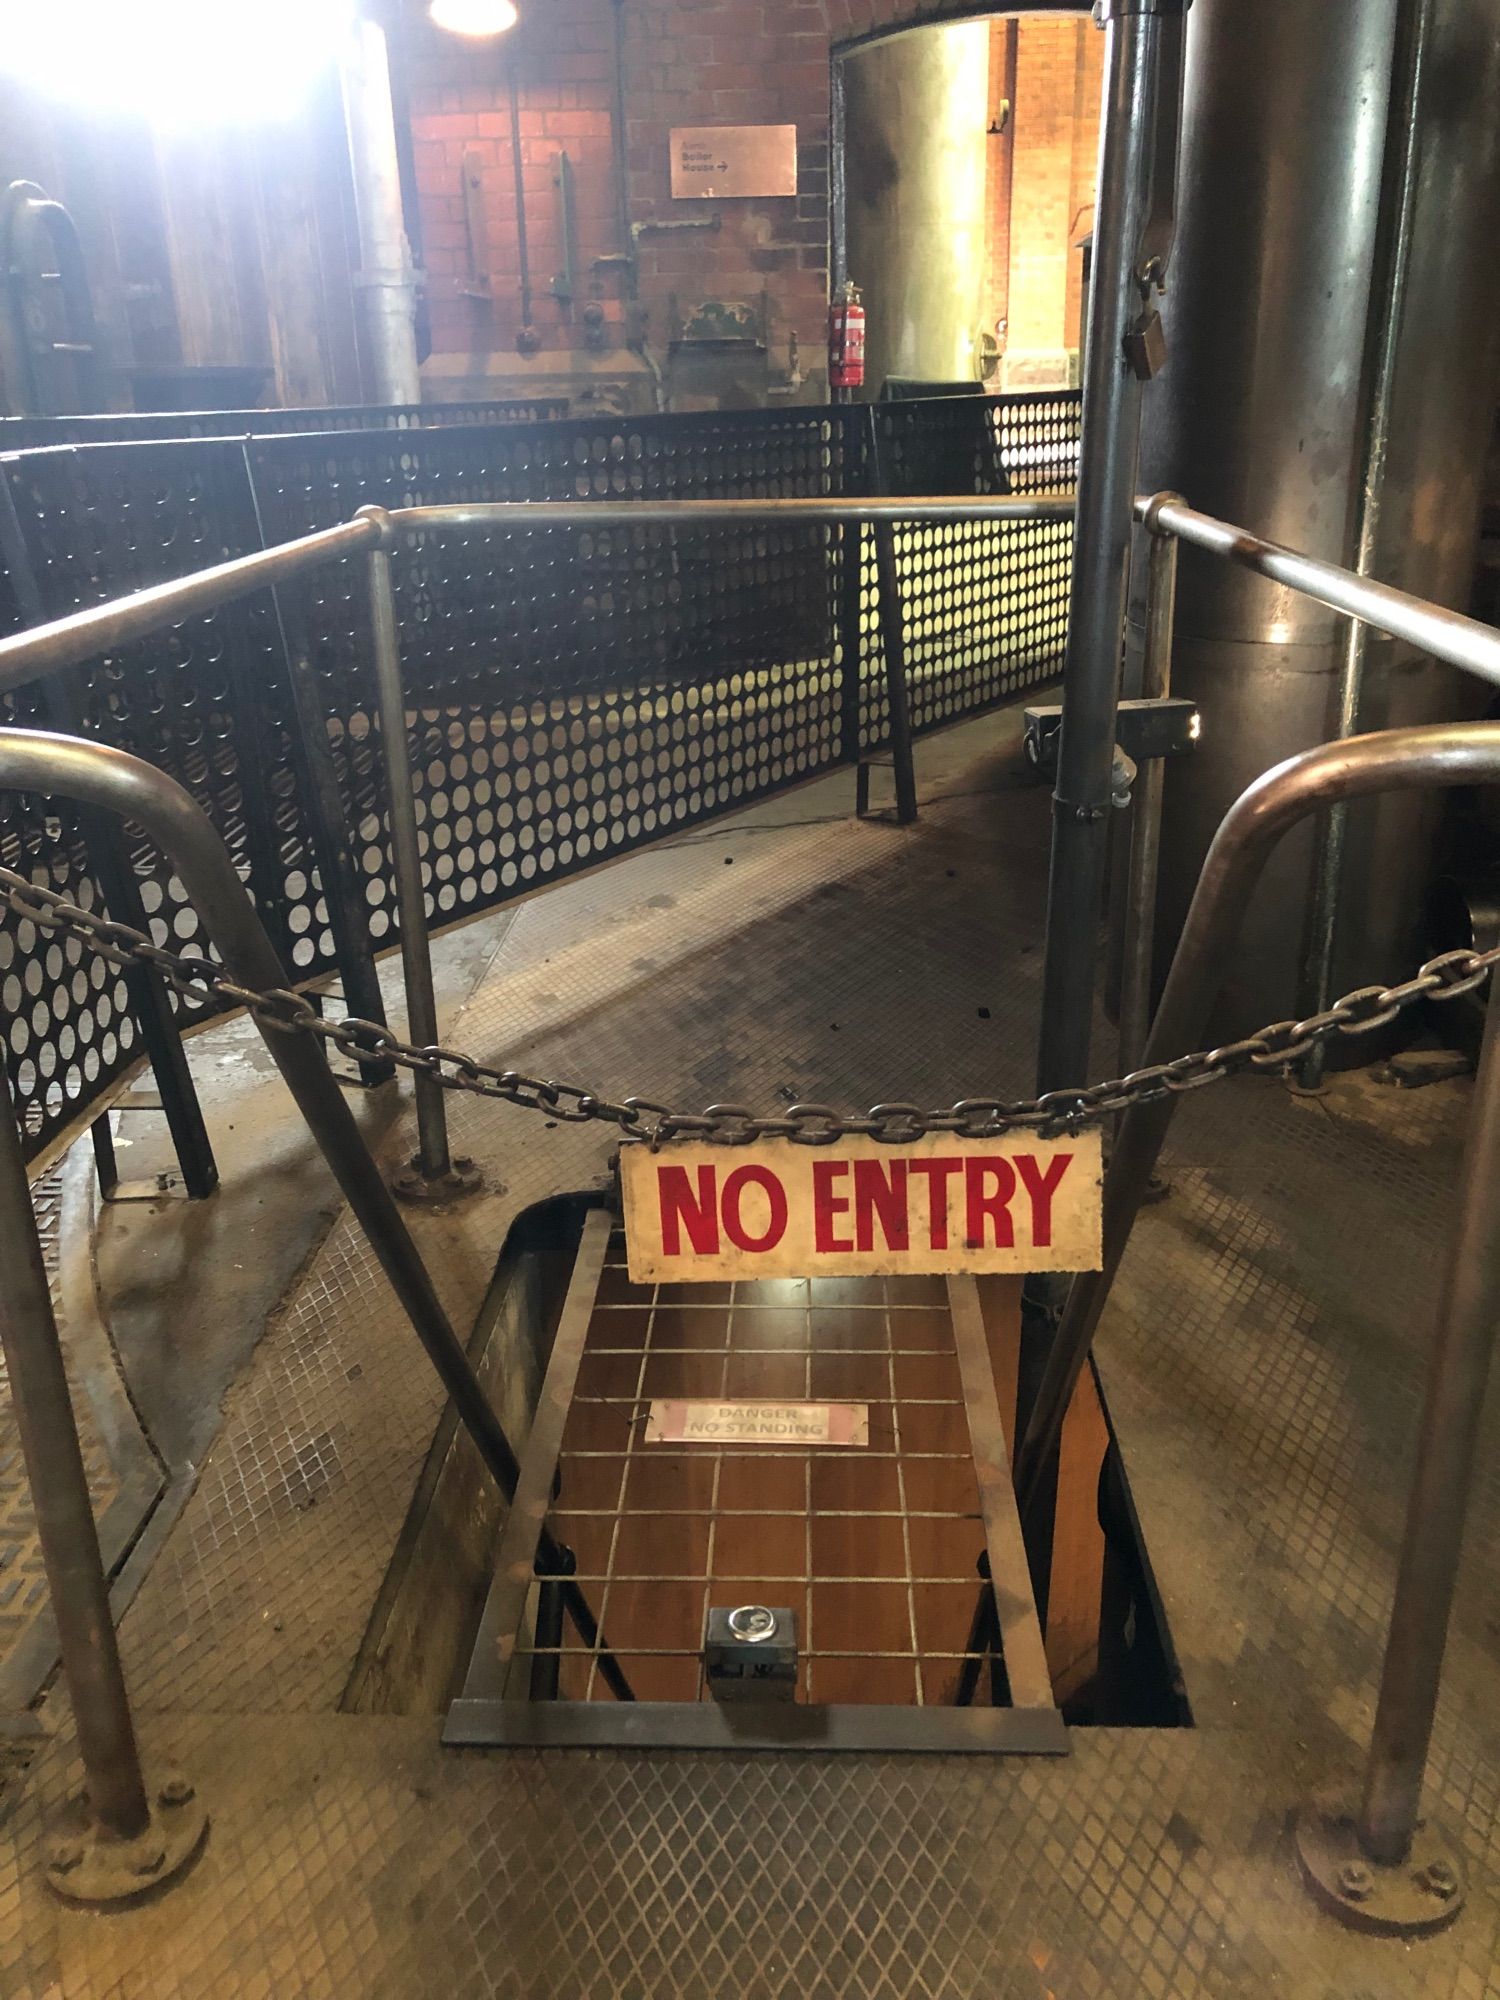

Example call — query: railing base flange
[46,1779,208,1906]
[390,1155,483,1205]
[1294,1804,1465,1936]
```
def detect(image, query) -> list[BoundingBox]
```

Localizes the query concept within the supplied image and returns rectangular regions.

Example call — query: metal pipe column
[1118,506,1179,1071]
[340,15,422,405]
[1036,0,1164,1094]
[1299,0,1433,1089]
[0,1059,150,1843]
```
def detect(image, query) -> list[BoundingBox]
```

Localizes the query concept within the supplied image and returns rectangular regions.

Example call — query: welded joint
[354,503,399,552]
[1138,489,1186,536]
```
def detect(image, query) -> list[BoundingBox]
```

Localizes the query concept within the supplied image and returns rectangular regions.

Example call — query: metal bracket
[1023,696,1200,782]
[390,1154,484,1205]
[46,1774,207,1906]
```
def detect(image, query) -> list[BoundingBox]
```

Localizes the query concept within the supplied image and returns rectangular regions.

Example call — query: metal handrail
[0,728,635,1893]
[0,494,1071,699]
[1135,490,1500,692]
[1,490,1499,1909]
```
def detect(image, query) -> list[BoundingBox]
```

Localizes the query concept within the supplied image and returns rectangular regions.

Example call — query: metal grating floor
[0,705,1498,1995]
[541,1249,999,1706]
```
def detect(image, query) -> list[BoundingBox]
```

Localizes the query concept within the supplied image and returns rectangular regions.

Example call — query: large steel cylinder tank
[842,22,991,395]
[1140,0,1500,1034]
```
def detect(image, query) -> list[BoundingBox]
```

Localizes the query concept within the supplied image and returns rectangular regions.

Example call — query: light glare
[0,0,359,125]
[428,0,519,36]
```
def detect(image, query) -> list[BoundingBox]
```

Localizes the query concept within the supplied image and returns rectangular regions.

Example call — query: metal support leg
[864,412,918,827]
[0,1059,206,1902]
[363,534,478,1203]
[1117,518,1178,1075]
[1035,1,1165,1096]
[529,1552,572,1702]
[953,1551,998,1708]
[1294,970,1500,1935]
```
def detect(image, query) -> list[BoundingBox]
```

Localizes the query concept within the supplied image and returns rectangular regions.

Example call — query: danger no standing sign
[620,1129,1103,1284]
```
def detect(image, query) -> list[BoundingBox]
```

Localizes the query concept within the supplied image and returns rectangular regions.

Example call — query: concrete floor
[1,702,1498,1998]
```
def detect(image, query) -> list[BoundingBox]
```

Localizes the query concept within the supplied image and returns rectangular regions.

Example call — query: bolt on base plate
[46,1775,208,1906]
[390,1155,483,1204]
[1295,1806,1464,1936]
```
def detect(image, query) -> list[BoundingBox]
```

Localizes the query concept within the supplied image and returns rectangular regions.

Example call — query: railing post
[863,410,918,826]
[1117,504,1180,1073]
[0,1056,207,1903]
[360,512,479,1202]
[1294,974,1500,1934]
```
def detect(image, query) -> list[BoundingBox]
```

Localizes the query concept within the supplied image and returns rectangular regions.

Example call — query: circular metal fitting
[353,502,398,551]
[1295,1806,1465,1937]
[45,1780,208,1906]
[726,1605,778,1644]
[391,1155,483,1205]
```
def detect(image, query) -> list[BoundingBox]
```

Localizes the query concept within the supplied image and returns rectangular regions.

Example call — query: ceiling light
[429,0,519,35]
[0,0,357,125]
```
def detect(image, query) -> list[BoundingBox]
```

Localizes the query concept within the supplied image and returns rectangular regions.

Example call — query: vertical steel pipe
[1037,1,1164,1093]
[339,15,422,404]
[1359,965,1500,1862]
[1299,0,1433,1091]
[1118,515,1178,1073]
[0,1059,150,1842]
[366,541,452,1182]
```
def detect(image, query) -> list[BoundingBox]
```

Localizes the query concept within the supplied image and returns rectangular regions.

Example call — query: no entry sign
[620,1130,1103,1284]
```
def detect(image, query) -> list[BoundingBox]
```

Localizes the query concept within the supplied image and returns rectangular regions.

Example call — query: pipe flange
[1137,489,1186,536]
[354,503,398,551]
[1295,1805,1465,1937]
[46,1778,208,1906]
[391,1154,484,1205]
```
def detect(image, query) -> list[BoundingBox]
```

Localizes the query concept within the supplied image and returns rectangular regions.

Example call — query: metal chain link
[3,863,1495,1148]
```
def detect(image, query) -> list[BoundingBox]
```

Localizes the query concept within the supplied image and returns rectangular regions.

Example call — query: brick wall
[1004,15,1100,385]
[396,0,1094,405]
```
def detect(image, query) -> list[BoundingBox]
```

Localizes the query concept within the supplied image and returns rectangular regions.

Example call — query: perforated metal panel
[0,443,337,1152]
[0,393,1079,1158]
[245,409,852,944]
[859,392,1079,745]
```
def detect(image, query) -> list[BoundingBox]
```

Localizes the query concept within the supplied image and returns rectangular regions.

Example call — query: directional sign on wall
[620,1129,1103,1284]
[669,125,799,200]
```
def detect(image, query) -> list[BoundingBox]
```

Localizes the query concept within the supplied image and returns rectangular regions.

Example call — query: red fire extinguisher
[829,281,865,392]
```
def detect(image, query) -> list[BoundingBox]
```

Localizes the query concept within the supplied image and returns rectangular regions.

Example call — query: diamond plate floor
[1,706,1498,1995]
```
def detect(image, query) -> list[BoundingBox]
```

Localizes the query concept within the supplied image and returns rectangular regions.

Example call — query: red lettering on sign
[813,1159,853,1253]
[909,1156,963,1249]
[658,1163,719,1257]
[853,1157,909,1252]
[964,1156,1017,1248]
[721,1164,789,1253]
[1015,1151,1073,1246]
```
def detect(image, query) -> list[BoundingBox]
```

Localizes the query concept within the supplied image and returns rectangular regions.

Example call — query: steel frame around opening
[446,1246,1066,1756]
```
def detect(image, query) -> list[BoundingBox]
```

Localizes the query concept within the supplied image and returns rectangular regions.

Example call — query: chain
[2,863,1495,1148]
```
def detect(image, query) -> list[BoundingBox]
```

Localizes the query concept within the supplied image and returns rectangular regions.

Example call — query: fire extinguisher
[829,280,865,392]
